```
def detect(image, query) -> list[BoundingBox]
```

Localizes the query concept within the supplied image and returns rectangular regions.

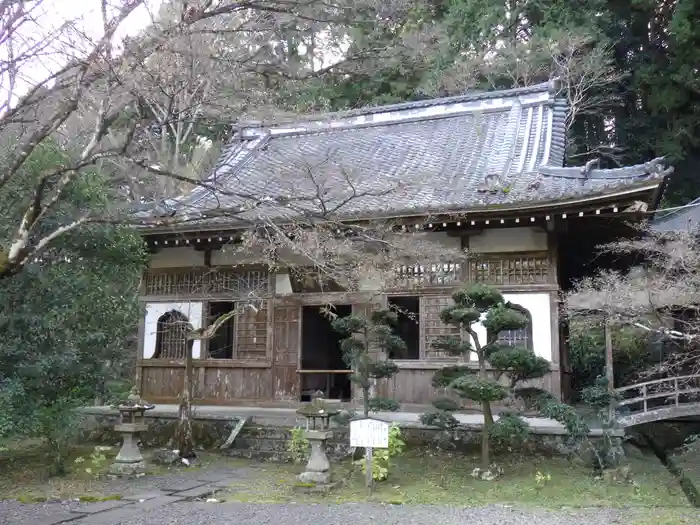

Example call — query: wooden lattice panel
[209,269,269,295]
[153,311,192,359]
[145,269,206,296]
[235,304,268,360]
[468,252,549,285]
[144,268,269,297]
[395,263,464,288]
[420,295,462,359]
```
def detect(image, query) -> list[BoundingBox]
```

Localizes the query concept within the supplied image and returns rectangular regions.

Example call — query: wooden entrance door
[272,304,300,401]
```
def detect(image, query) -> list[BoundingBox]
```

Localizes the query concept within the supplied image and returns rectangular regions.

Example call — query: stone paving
[16,471,243,525]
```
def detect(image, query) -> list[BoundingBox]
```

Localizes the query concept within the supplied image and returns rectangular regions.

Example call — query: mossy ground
[217,450,695,523]
[1,439,695,524]
[0,438,171,501]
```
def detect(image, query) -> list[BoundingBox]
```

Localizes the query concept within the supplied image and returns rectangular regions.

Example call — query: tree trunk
[174,343,195,458]
[481,400,493,470]
[478,352,493,470]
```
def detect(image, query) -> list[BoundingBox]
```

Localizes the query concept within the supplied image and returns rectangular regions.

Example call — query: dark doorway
[300,304,352,402]
[388,296,420,359]
[207,302,236,359]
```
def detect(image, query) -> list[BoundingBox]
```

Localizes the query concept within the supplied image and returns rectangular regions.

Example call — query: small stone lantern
[295,391,339,485]
[108,387,155,476]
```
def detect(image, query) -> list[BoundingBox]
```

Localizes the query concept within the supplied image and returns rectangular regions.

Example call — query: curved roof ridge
[237,81,559,137]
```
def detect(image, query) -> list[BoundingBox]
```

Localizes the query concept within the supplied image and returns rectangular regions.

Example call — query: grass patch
[220,450,691,509]
[0,439,183,501]
[0,439,120,501]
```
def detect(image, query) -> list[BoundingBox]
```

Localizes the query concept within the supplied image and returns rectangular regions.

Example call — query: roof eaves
[137,179,663,237]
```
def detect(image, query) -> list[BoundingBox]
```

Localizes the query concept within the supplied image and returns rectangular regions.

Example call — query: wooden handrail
[615,374,700,393]
[617,387,700,408]
[614,373,700,415]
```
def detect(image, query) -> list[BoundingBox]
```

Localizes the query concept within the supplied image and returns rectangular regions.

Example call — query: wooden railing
[614,374,700,426]
[395,251,551,288]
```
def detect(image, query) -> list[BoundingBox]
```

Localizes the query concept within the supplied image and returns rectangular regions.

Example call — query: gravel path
[111,502,628,525]
[0,500,634,525]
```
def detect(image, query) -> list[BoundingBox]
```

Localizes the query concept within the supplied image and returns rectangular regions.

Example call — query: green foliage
[353,423,406,482]
[422,283,555,471]
[490,412,531,452]
[74,445,113,477]
[537,399,590,442]
[432,334,473,357]
[286,427,310,464]
[0,142,146,470]
[487,347,551,386]
[568,321,653,398]
[451,375,508,403]
[367,397,400,413]
[482,304,529,337]
[454,284,504,312]
[419,409,460,430]
[432,397,461,412]
[331,309,404,417]
[431,365,474,388]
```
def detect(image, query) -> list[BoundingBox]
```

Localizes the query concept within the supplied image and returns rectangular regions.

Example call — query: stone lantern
[295,391,339,485]
[108,387,155,476]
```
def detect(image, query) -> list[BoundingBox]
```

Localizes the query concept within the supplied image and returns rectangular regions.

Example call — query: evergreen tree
[331,310,406,417]
[420,284,551,475]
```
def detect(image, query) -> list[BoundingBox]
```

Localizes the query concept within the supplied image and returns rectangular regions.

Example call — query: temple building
[136,82,672,406]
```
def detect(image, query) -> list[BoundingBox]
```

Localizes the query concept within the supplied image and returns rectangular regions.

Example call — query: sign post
[349,418,389,491]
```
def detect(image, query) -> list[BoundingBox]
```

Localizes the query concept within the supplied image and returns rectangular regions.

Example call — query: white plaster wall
[468,227,547,253]
[149,247,204,268]
[467,292,552,362]
[212,245,312,267]
[143,302,204,359]
[275,273,294,295]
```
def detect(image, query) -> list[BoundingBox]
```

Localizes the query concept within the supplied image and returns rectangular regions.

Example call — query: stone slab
[70,499,130,514]
[131,495,185,509]
[21,511,84,525]
[121,490,171,501]
[173,485,219,499]
[158,479,208,493]
[76,506,140,525]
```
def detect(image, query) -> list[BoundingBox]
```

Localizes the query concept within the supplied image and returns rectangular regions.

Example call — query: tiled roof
[147,82,671,226]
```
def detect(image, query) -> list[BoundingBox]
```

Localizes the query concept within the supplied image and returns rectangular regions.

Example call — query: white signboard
[350,418,389,449]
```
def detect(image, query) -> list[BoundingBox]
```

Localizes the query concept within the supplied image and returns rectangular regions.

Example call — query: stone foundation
[78,409,622,463]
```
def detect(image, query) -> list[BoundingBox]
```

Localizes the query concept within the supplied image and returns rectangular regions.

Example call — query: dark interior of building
[300,304,352,401]
[388,296,420,359]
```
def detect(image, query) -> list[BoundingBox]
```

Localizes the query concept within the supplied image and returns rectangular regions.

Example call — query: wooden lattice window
[153,310,193,359]
[395,263,463,288]
[420,295,462,359]
[206,301,268,360]
[145,269,206,296]
[209,269,269,295]
[144,268,269,297]
[488,304,533,350]
[468,252,549,284]
[235,304,268,360]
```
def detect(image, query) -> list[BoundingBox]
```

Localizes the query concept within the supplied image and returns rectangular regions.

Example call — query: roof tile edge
[239,81,559,139]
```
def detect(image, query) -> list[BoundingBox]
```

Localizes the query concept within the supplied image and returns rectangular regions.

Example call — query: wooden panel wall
[140,363,274,404]
[387,365,562,405]
[196,367,272,401]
